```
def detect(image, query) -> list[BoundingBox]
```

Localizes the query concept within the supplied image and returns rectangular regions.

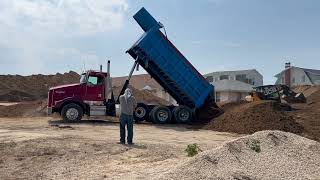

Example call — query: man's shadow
[48,118,119,127]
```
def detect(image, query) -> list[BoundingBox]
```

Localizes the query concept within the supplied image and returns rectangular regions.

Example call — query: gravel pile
[158,130,320,180]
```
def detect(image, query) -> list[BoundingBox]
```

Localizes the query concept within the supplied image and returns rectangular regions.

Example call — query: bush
[185,143,202,157]
[248,139,261,153]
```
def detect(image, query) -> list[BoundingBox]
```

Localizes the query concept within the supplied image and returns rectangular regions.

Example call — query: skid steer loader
[246,84,306,111]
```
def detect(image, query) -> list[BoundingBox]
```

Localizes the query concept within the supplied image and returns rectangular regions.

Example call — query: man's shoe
[117,142,125,144]
[128,142,134,145]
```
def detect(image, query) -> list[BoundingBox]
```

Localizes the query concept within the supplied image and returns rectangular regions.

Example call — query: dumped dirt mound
[206,101,303,134]
[291,88,320,141]
[292,85,320,97]
[306,88,320,103]
[0,71,80,102]
[113,85,170,106]
[158,130,320,180]
[0,100,47,117]
[218,100,248,112]
[0,90,36,102]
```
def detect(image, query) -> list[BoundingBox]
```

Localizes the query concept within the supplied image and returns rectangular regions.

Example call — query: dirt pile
[291,88,320,141]
[158,130,320,180]
[218,100,248,112]
[0,100,47,117]
[206,101,303,134]
[292,85,320,97]
[113,85,171,106]
[0,71,80,102]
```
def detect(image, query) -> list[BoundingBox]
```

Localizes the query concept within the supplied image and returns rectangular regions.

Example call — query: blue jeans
[120,113,133,144]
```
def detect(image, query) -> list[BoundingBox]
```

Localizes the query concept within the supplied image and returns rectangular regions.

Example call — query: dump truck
[123,7,223,123]
[47,7,223,123]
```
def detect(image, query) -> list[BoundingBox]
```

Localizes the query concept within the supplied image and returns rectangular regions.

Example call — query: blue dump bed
[127,8,214,109]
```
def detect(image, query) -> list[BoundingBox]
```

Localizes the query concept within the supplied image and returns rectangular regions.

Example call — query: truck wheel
[173,106,192,123]
[134,103,149,122]
[150,106,171,124]
[61,103,83,122]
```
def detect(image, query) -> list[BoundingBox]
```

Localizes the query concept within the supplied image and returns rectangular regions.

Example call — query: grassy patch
[248,140,261,153]
[185,143,202,157]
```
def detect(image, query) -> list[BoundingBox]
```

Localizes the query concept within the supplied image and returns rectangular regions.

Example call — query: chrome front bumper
[47,107,53,115]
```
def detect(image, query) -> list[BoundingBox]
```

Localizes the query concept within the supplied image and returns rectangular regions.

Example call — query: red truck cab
[48,70,115,122]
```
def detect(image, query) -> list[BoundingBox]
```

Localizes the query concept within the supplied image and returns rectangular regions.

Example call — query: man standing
[119,88,137,145]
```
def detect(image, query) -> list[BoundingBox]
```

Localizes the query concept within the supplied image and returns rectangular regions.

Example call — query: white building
[275,63,320,86]
[203,69,263,103]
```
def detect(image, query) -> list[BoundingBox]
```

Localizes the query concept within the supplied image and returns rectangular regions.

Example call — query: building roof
[274,66,320,85]
[204,69,262,77]
[211,80,254,92]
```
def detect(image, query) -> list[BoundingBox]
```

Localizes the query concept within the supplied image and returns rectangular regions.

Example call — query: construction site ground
[0,117,241,179]
[0,72,319,179]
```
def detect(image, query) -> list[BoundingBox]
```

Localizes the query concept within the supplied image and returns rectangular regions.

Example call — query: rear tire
[61,103,83,122]
[173,106,192,123]
[150,106,171,124]
[134,103,149,122]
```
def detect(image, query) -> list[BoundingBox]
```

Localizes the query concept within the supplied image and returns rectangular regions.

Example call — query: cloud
[0,0,128,35]
[0,0,128,75]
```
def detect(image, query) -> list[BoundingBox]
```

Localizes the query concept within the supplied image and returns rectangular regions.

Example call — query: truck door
[85,75,104,102]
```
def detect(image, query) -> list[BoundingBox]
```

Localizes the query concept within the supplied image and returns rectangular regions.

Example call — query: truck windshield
[80,74,87,84]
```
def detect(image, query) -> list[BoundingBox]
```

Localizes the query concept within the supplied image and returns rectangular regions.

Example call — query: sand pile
[113,85,170,106]
[158,130,320,180]
[205,101,303,134]
[0,71,80,102]
[0,100,47,117]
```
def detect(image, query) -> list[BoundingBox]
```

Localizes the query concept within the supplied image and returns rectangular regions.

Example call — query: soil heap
[291,87,320,141]
[158,130,320,180]
[292,85,320,97]
[0,100,47,117]
[0,71,80,102]
[205,100,303,134]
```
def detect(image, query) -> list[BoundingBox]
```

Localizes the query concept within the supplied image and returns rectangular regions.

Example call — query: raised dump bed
[127,8,223,123]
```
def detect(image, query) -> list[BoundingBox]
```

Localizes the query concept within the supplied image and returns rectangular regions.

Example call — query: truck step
[90,105,106,116]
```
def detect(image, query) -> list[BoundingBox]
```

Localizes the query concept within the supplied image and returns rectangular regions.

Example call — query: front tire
[61,103,83,122]
[150,106,172,124]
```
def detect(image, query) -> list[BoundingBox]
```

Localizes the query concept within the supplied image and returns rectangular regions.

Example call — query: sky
[0,0,319,84]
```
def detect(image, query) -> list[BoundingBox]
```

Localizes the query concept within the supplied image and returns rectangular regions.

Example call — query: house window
[292,77,295,84]
[206,76,213,82]
[302,75,305,82]
[220,75,229,80]
[236,74,247,82]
